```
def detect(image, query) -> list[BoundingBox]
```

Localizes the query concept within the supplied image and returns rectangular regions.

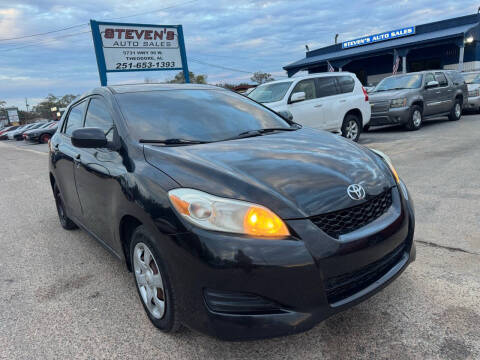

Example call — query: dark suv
[368,70,467,131]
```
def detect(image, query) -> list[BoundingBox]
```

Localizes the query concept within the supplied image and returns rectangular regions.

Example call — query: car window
[291,79,317,100]
[435,73,448,87]
[64,101,86,136]
[424,73,435,85]
[448,71,466,86]
[316,77,338,98]
[336,76,355,93]
[248,82,292,103]
[85,98,114,141]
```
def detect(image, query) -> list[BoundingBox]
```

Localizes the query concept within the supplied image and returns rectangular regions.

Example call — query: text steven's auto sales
[103,27,176,47]
[342,27,415,49]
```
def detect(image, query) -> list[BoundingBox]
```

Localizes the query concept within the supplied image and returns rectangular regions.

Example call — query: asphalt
[0,114,479,359]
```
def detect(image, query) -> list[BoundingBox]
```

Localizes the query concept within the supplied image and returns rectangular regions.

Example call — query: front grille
[325,242,406,304]
[371,101,390,113]
[311,188,393,238]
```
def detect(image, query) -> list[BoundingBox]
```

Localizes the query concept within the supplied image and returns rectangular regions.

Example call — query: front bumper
[466,95,480,110]
[369,106,410,126]
[163,185,415,340]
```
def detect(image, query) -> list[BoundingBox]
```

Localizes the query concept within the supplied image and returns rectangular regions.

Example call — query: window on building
[85,98,115,141]
[435,72,448,87]
[316,77,338,98]
[63,101,86,136]
[336,76,355,93]
[291,79,317,100]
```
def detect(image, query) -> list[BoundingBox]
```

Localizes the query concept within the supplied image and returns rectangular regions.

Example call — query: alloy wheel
[345,120,358,140]
[455,103,461,118]
[412,110,422,127]
[133,242,166,319]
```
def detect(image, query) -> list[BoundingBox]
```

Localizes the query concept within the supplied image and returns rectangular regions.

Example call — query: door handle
[314,104,323,108]
[339,99,346,103]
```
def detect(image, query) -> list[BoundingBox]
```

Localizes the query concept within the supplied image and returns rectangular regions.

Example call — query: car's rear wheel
[448,99,462,121]
[341,114,361,142]
[53,184,77,230]
[40,133,51,144]
[405,105,422,131]
[130,226,181,333]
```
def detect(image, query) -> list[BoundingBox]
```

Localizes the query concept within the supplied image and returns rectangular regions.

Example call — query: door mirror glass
[425,80,439,89]
[290,92,306,103]
[71,127,107,148]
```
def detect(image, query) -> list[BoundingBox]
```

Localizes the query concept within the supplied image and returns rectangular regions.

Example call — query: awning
[284,23,477,76]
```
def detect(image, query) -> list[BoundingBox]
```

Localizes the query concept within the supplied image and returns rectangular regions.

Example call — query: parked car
[49,84,415,340]
[248,72,371,142]
[4,124,32,140]
[462,71,480,112]
[23,121,58,143]
[368,70,467,131]
[0,125,19,139]
[8,122,45,140]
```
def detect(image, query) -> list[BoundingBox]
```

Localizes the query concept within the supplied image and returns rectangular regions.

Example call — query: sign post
[90,20,190,86]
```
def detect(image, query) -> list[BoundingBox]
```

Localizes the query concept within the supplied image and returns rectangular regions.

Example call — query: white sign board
[6,108,19,124]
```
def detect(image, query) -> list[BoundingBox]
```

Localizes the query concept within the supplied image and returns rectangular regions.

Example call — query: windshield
[117,89,292,142]
[375,74,423,91]
[463,73,480,84]
[248,81,292,103]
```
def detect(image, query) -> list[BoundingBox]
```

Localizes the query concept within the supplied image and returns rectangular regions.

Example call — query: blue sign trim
[89,20,190,86]
[342,27,416,49]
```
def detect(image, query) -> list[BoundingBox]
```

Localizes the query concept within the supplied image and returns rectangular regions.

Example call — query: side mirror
[71,127,107,148]
[425,80,439,89]
[290,91,306,103]
[277,110,294,122]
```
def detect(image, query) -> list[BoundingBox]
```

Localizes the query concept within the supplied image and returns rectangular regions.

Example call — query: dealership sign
[342,27,415,49]
[90,20,189,85]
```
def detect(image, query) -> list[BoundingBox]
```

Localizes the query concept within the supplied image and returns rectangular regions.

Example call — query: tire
[130,225,181,333]
[341,114,361,142]
[405,105,422,131]
[53,184,77,230]
[40,133,51,144]
[448,98,462,121]
[363,124,370,132]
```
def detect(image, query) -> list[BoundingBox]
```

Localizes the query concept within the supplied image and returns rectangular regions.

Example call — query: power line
[0,30,92,52]
[190,58,254,74]
[0,0,198,43]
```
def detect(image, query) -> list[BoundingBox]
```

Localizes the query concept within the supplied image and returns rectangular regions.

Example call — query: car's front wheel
[341,114,361,142]
[448,99,462,121]
[405,105,422,131]
[130,226,181,333]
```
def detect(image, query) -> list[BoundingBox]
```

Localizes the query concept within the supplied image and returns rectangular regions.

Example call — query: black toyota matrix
[49,84,415,340]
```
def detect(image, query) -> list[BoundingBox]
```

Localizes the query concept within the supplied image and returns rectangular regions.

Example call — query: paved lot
[0,115,479,359]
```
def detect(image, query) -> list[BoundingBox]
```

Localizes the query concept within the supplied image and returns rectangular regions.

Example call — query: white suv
[248,72,371,142]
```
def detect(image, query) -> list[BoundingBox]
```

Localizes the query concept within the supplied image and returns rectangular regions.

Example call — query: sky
[0,0,478,109]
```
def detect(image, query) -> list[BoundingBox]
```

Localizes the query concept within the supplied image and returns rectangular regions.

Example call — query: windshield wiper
[139,138,209,145]
[236,127,298,138]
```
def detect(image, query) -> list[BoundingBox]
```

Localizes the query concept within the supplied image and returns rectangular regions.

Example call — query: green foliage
[250,72,275,84]
[167,71,207,84]
[32,93,78,119]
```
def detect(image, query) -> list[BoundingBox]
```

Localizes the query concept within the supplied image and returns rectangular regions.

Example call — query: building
[284,13,480,85]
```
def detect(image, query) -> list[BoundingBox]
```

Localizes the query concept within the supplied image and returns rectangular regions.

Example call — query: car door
[313,76,343,130]
[423,72,442,116]
[434,72,451,113]
[72,96,123,249]
[287,79,325,129]
[53,100,87,220]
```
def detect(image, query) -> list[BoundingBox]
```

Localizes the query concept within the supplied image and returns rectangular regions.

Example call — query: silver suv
[368,70,467,131]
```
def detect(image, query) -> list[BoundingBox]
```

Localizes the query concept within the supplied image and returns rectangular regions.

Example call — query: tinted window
[64,101,86,136]
[291,79,317,100]
[424,73,435,84]
[435,72,448,86]
[85,98,114,141]
[117,90,291,142]
[248,82,292,103]
[375,74,423,91]
[316,77,338,98]
[337,76,355,93]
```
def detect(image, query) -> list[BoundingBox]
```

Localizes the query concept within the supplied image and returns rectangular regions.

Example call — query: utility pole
[25,98,29,123]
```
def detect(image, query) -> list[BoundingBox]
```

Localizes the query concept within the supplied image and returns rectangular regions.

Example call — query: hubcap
[133,242,165,319]
[413,110,422,127]
[455,103,461,118]
[345,120,358,139]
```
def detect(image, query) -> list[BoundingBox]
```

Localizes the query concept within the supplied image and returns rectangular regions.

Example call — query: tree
[250,72,274,84]
[167,71,207,84]
[0,100,6,109]
[32,93,78,119]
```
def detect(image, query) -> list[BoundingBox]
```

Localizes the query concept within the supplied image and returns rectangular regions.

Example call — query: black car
[12,122,46,140]
[49,84,415,340]
[24,121,58,143]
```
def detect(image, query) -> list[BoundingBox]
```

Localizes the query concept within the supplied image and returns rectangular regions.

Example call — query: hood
[144,129,395,219]
[369,89,413,102]
[467,83,480,91]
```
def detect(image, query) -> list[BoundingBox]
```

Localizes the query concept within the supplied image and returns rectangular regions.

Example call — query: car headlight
[390,98,407,108]
[168,188,290,237]
[370,149,400,183]
[468,89,479,97]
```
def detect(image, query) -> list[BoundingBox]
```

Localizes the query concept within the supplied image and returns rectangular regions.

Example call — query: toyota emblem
[347,184,366,200]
